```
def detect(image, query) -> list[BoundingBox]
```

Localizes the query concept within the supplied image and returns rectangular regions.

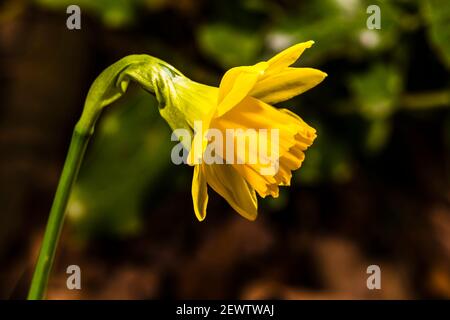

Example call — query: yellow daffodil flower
[151,41,326,221]
[190,41,326,221]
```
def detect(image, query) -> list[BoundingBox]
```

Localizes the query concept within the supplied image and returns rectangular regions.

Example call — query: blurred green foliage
[423,0,450,68]
[67,92,172,238]
[35,0,143,27]
[198,23,262,68]
[33,0,449,237]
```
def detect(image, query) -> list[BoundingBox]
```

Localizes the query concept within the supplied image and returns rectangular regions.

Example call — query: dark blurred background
[0,0,449,299]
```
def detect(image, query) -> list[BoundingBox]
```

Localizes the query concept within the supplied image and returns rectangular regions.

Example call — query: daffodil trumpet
[171,121,281,174]
[28,41,326,299]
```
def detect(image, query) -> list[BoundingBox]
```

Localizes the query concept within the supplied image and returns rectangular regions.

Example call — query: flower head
[148,41,327,221]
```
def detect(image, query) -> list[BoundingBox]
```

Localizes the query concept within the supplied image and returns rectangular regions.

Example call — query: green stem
[28,122,91,300]
[26,54,168,299]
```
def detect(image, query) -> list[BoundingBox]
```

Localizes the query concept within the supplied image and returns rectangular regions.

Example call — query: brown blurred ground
[0,1,449,299]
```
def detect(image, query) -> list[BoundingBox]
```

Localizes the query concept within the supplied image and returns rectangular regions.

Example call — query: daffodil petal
[187,131,208,165]
[250,67,327,104]
[217,67,245,103]
[192,164,209,221]
[204,164,258,220]
[265,41,315,74]
[217,63,267,117]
